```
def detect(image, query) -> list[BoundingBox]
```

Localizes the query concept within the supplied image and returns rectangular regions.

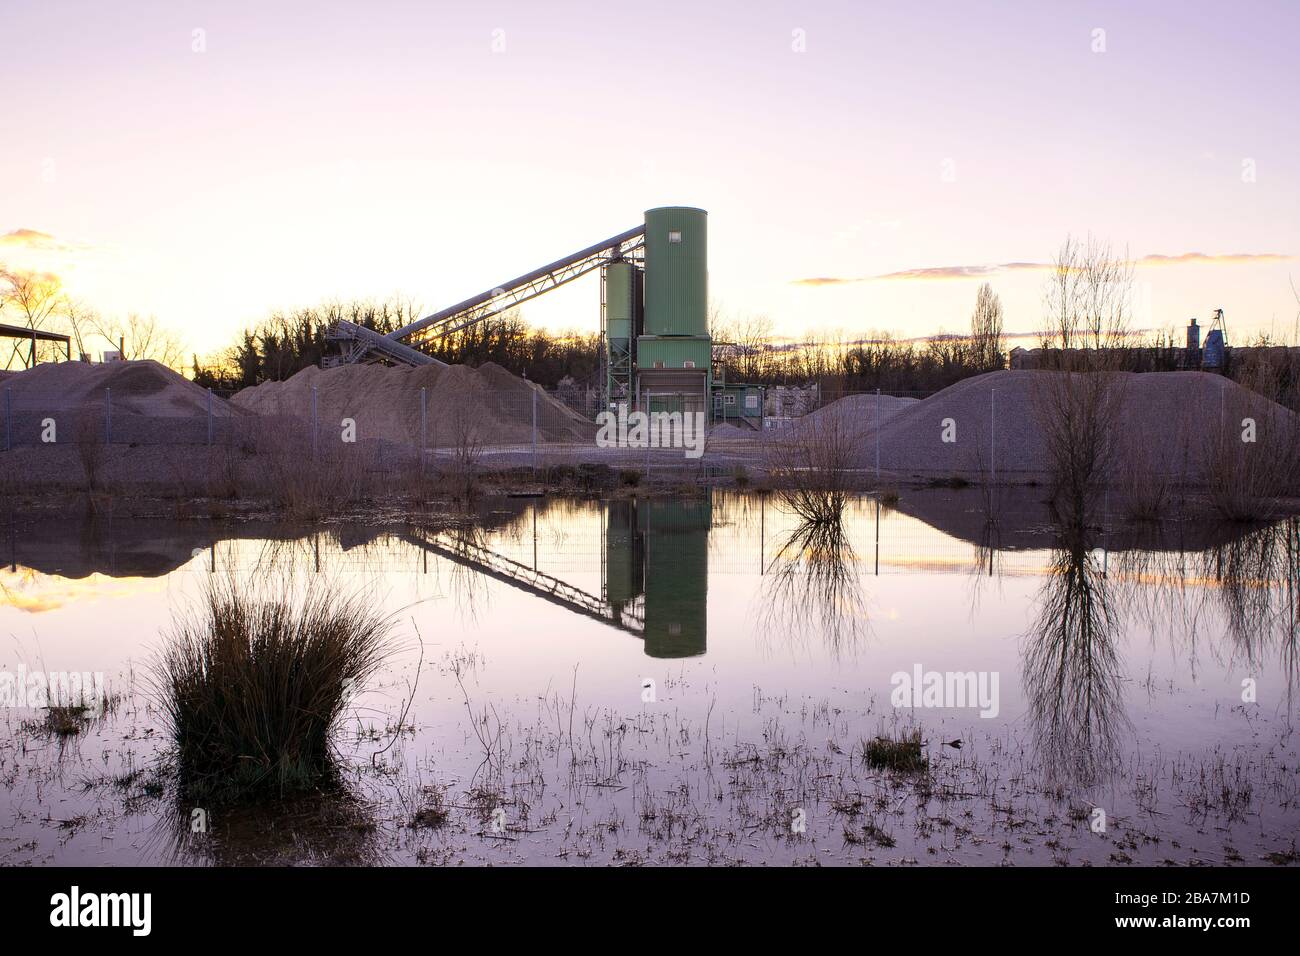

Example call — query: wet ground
[1,489,1298,866]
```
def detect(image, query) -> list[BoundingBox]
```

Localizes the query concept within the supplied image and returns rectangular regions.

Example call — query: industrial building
[326,206,762,427]
[1009,311,1234,371]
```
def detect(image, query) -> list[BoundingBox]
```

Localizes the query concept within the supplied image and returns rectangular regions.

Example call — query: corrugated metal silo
[643,206,707,337]
[604,261,634,341]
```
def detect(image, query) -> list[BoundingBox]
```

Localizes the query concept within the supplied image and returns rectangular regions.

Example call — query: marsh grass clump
[411,785,450,830]
[23,704,94,737]
[75,411,106,492]
[154,576,395,800]
[863,730,927,773]
[254,425,374,520]
[1202,376,1300,521]
[20,688,118,738]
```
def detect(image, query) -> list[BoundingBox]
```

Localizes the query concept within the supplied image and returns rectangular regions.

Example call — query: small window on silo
[654,360,664,369]
[668,231,682,243]
[683,360,695,368]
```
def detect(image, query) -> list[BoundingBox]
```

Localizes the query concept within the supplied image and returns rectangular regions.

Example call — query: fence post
[311,385,319,460]
[990,387,996,483]
[875,387,881,482]
[104,387,112,444]
[207,388,214,446]
[3,387,10,452]
[643,386,650,477]
[531,388,538,475]
[420,386,427,467]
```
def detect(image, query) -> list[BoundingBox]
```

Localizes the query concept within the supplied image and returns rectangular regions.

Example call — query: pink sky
[2,0,1298,357]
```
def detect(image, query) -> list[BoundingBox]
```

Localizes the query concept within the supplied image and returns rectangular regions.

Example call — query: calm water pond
[2,490,1298,866]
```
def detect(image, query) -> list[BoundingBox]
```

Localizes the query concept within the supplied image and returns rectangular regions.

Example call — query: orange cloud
[792,252,1294,286]
[1135,252,1293,267]
[0,228,88,254]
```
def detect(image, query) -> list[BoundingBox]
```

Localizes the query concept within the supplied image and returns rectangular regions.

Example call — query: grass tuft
[153,575,395,800]
[863,730,927,773]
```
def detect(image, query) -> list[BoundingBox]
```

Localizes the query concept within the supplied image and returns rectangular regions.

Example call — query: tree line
[710,281,1006,395]
[191,298,601,391]
[0,268,183,370]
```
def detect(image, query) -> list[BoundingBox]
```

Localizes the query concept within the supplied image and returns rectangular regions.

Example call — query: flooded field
[2,490,1298,866]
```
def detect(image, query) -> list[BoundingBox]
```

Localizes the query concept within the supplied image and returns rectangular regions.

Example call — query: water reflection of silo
[604,499,645,612]
[640,497,711,658]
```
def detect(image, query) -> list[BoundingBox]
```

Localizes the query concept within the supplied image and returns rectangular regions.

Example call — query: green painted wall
[636,336,711,372]
[643,207,707,337]
[713,384,763,424]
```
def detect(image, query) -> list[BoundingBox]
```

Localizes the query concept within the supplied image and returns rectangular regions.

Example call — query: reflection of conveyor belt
[398,529,644,637]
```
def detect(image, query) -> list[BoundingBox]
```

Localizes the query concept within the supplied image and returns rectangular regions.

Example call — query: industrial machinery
[1203,308,1228,369]
[325,206,758,424]
[1185,309,1228,370]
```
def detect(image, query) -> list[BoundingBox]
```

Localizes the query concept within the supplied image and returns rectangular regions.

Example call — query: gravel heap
[858,370,1296,478]
[798,392,919,434]
[231,361,596,446]
[1,360,241,417]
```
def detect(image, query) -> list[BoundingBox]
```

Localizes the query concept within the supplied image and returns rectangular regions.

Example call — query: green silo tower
[602,260,637,410]
[643,207,707,336]
[637,206,711,417]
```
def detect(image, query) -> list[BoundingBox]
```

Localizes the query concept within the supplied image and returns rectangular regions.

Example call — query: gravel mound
[232,361,596,446]
[1,360,242,417]
[863,369,1296,478]
[800,392,919,433]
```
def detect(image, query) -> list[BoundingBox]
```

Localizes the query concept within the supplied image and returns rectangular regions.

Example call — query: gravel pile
[799,392,919,434]
[232,361,596,446]
[1,360,243,417]
[862,369,1296,478]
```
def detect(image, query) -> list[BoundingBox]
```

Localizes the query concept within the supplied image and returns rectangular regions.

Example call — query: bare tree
[91,313,185,368]
[1040,234,1133,356]
[1079,235,1134,351]
[1035,235,1134,517]
[61,297,97,361]
[969,282,1004,371]
[1040,235,1081,350]
[0,269,65,368]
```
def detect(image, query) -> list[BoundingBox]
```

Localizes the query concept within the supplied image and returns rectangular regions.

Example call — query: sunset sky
[2,0,1298,358]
